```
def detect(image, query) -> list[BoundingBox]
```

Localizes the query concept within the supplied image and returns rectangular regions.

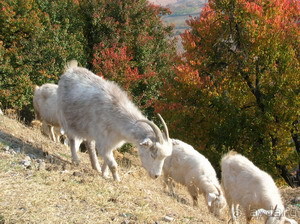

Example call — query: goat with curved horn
[57,61,173,181]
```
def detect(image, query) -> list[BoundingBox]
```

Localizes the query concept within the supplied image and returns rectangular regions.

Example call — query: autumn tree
[79,0,177,116]
[157,0,300,184]
[0,0,86,120]
[1,0,177,121]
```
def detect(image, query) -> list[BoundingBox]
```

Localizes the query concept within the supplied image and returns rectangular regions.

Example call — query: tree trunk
[275,164,295,187]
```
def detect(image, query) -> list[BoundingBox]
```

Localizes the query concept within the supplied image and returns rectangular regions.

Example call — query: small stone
[60,170,70,174]
[27,139,34,144]
[14,147,21,153]
[163,216,174,222]
[120,213,133,218]
[24,156,31,161]
[9,149,16,155]
[28,154,36,159]
[3,146,10,151]
[73,171,83,177]
[22,160,31,167]
[37,161,46,171]
[21,156,32,168]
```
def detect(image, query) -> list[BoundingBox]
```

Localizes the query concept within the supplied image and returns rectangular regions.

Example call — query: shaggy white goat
[33,84,61,142]
[57,60,172,181]
[163,139,227,218]
[221,151,297,224]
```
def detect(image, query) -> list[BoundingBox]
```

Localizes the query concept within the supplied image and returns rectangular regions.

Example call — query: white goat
[33,84,61,142]
[57,60,172,181]
[163,139,227,218]
[221,151,297,224]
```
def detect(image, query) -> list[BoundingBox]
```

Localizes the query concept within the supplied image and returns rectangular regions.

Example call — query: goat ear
[140,138,154,147]
[207,193,217,207]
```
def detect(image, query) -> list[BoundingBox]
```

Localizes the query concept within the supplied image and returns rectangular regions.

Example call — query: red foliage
[93,43,142,89]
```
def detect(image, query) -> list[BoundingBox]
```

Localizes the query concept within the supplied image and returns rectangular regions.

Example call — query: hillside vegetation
[0,114,299,223]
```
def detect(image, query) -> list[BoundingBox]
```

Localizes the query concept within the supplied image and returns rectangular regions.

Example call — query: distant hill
[149,0,206,29]
[149,0,177,6]
[151,0,207,52]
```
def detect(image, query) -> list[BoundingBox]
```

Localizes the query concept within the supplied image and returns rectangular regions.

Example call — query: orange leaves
[239,0,300,32]
[93,43,143,90]
[175,64,200,86]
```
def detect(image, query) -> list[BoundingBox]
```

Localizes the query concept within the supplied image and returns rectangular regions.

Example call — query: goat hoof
[113,174,121,182]
[102,171,109,179]
[72,160,80,166]
[94,167,102,173]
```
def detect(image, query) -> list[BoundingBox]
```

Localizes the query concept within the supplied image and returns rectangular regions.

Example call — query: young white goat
[221,151,297,224]
[33,84,61,142]
[163,139,226,218]
[57,61,172,181]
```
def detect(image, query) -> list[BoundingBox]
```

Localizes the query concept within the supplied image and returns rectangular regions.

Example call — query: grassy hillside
[0,114,299,223]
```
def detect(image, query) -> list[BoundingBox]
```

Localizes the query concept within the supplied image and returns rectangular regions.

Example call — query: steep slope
[0,114,299,223]
[0,114,224,224]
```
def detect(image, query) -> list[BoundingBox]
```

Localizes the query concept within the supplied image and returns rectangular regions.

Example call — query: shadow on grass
[0,130,71,167]
[165,191,190,206]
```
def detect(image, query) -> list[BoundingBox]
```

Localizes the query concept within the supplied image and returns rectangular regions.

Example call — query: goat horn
[213,183,221,196]
[136,119,164,144]
[272,205,278,217]
[216,186,221,196]
[157,113,169,140]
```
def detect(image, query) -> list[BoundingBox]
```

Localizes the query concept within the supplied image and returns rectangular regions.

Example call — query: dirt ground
[0,114,299,223]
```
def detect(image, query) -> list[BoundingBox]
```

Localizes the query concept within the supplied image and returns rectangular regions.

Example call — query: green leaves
[1,0,87,118]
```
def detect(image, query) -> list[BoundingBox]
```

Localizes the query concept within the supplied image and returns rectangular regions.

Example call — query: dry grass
[0,114,299,224]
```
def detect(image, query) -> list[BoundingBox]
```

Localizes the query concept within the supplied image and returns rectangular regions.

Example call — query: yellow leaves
[175,64,201,86]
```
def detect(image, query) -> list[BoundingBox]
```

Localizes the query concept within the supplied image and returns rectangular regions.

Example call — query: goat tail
[64,59,78,72]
